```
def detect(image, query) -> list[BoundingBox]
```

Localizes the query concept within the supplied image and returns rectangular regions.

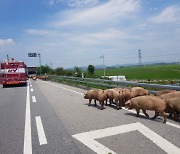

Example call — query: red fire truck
[0,59,27,87]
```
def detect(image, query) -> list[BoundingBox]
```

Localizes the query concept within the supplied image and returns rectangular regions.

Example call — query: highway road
[0,79,180,154]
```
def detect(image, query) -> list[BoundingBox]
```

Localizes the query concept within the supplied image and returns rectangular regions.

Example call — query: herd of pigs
[84,87,180,123]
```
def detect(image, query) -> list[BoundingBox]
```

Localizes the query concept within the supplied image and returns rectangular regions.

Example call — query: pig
[104,89,115,106]
[104,88,123,109]
[113,89,124,110]
[125,95,167,123]
[110,89,124,110]
[84,89,97,106]
[122,88,132,106]
[165,96,180,120]
[84,89,107,110]
[160,91,180,100]
[156,89,176,96]
[131,87,149,98]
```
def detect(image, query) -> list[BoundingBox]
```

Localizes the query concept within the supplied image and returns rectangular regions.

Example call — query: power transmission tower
[138,49,142,65]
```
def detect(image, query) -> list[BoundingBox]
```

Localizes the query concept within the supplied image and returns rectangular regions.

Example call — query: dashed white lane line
[32,96,36,103]
[35,116,47,145]
[43,81,180,130]
[23,81,32,154]
[30,84,32,87]
[30,88,34,92]
[73,122,180,154]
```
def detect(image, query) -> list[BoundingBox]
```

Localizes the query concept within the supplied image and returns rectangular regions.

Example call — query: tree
[37,65,53,75]
[74,66,82,77]
[55,67,65,76]
[87,65,95,75]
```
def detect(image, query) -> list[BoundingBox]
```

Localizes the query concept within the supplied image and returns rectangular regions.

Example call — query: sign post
[28,53,41,75]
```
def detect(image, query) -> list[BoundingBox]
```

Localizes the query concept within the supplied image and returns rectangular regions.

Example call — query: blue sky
[0,0,180,68]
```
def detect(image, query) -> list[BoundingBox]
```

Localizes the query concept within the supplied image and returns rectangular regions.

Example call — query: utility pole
[38,53,41,75]
[138,49,142,66]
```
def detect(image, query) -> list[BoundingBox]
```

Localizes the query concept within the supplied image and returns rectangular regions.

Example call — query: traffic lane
[35,80,97,154]
[36,81,180,151]
[0,85,26,154]
[29,80,81,154]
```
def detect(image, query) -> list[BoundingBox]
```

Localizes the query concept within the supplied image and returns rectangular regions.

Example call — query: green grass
[95,64,180,80]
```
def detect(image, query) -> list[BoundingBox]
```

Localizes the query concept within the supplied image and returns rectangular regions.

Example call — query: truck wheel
[3,84,7,88]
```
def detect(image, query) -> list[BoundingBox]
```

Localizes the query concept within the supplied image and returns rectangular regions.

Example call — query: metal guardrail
[49,75,180,91]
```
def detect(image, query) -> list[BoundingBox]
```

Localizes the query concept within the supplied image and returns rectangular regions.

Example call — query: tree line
[36,64,99,78]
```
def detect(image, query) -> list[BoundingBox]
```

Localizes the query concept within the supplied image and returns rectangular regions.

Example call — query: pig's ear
[84,92,87,96]
[125,100,130,105]
[125,100,131,108]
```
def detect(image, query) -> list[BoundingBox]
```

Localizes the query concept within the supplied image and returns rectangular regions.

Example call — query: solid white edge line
[42,81,180,129]
[35,116,47,145]
[32,96,36,103]
[23,81,32,154]
[44,81,83,95]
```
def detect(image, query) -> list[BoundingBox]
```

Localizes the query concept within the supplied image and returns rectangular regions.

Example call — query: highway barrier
[49,76,180,94]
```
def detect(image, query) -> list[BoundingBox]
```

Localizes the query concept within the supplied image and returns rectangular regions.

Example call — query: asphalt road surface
[0,79,180,154]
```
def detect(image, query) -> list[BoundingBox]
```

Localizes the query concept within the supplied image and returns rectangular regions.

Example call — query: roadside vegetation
[95,64,180,80]
[35,63,180,88]
[37,63,180,80]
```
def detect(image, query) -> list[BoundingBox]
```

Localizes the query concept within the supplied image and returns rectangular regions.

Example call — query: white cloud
[65,0,100,8]
[25,29,59,36]
[148,5,180,24]
[47,0,100,8]
[0,38,14,45]
[69,29,129,45]
[53,0,140,27]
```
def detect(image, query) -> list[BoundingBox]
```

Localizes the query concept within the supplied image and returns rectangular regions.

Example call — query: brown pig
[165,96,180,120]
[104,88,123,109]
[125,95,167,123]
[122,88,132,106]
[84,89,107,110]
[131,87,149,98]
[156,89,176,96]
[104,89,115,105]
[160,91,180,100]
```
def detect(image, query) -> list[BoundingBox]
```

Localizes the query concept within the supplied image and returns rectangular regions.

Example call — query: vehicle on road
[0,59,27,87]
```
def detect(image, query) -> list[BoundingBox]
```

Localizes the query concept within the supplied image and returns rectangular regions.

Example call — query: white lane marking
[30,88,34,92]
[23,81,32,154]
[32,96,36,103]
[166,122,180,129]
[122,107,180,129]
[42,81,180,129]
[73,122,180,154]
[30,85,32,87]
[35,116,47,145]
[44,81,83,95]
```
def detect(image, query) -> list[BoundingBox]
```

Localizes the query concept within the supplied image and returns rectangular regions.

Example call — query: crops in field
[95,64,180,80]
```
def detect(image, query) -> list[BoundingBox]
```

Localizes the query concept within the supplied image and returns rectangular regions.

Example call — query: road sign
[28,53,37,57]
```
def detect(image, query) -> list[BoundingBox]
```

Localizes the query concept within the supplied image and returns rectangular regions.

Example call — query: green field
[95,64,180,80]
